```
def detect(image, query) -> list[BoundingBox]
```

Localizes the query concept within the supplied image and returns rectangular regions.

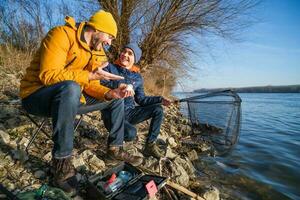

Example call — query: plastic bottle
[108,178,123,192]
[118,171,132,183]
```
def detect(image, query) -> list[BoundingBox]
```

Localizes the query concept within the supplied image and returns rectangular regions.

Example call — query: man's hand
[162,97,172,106]
[104,84,132,100]
[88,63,124,81]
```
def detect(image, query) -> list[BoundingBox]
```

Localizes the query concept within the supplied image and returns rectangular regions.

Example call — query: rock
[0,123,5,130]
[81,150,94,160]
[203,186,220,200]
[200,143,211,152]
[187,150,198,161]
[89,155,105,169]
[9,140,17,148]
[76,173,86,183]
[167,137,177,148]
[72,155,86,171]
[7,182,15,191]
[174,157,196,177]
[170,126,177,134]
[172,161,189,187]
[5,118,18,128]
[17,137,29,148]
[143,157,160,173]
[0,130,10,144]
[43,152,52,162]
[11,149,29,162]
[165,147,177,159]
[34,170,46,179]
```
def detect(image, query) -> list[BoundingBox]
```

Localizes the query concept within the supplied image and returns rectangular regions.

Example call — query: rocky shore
[0,72,220,200]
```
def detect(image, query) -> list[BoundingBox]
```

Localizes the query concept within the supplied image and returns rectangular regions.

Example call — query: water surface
[176,93,300,199]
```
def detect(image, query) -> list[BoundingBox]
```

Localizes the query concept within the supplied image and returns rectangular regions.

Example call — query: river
[175,93,300,200]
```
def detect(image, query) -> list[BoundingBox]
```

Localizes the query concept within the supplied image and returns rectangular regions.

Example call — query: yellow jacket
[20,16,110,103]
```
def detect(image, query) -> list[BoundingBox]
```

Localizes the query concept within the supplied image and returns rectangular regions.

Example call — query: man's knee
[60,81,81,97]
[56,81,81,106]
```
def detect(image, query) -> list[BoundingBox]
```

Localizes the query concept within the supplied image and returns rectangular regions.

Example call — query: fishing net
[180,90,242,156]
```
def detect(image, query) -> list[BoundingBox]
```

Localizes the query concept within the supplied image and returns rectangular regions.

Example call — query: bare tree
[98,0,260,93]
[0,0,260,93]
[0,0,98,51]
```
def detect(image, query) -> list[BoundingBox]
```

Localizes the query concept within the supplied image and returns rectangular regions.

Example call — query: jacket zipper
[64,56,77,69]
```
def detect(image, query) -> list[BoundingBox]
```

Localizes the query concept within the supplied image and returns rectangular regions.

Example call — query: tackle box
[87,162,167,200]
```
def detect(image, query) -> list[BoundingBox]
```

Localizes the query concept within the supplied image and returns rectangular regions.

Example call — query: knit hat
[124,43,142,63]
[87,10,117,38]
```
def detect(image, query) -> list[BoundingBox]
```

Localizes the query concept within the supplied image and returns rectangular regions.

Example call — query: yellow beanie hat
[87,10,117,38]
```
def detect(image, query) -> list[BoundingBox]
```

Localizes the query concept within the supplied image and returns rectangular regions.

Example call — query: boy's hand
[119,83,135,97]
[162,98,172,106]
[104,84,132,100]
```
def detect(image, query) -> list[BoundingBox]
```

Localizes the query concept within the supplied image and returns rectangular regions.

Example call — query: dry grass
[142,67,176,97]
[0,45,33,94]
[0,45,32,76]
[0,45,175,97]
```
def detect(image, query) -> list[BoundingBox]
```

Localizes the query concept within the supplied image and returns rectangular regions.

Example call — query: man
[20,11,142,194]
[101,43,171,159]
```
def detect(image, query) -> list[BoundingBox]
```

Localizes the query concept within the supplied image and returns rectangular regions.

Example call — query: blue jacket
[101,63,162,112]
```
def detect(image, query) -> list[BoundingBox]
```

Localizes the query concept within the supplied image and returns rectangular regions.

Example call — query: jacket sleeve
[84,80,110,100]
[100,64,122,89]
[38,27,90,87]
[134,75,162,106]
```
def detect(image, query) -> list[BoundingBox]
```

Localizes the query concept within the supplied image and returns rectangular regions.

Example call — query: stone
[143,157,160,173]
[7,182,15,191]
[34,170,46,179]
[170,126,177,134]
[72,155,86,171]
[81,150,94,160]
[0,123,5,130]
[172,161,189,187]
[203,186,220,200]
[11,149,29,162]
[187,150,198,161]
[89,155,105,169]
[0,130,10,144]
[165,147,177,159]
[18,137,29,148]
[43,151,52,162]
[9,140,17,148]
[200,143,211,152]
[167,137,177,148]
[5,118,18,128]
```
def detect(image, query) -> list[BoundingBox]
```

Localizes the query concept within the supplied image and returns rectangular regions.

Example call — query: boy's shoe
[108,147,143,166]
[143,142,165,158]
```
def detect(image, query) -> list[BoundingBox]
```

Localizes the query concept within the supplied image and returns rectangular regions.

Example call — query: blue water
[176,93,300,199]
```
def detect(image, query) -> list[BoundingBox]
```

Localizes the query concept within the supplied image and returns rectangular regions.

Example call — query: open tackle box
[87,162,167,200]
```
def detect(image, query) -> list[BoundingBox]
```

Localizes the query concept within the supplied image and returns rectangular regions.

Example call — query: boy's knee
[153,105,163,116]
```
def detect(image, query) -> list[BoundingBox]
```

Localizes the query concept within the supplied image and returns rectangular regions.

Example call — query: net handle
[178,89,242,103]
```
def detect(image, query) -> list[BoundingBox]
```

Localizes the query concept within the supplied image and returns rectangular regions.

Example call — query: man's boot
[108,147,143,166]
[52,157,77,195]
[143,142,165,158]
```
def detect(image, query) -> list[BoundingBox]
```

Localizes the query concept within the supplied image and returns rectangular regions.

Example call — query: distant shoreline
[193,85,300,93]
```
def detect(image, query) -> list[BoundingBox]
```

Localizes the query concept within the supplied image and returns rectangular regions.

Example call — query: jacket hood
[64,16,98,53]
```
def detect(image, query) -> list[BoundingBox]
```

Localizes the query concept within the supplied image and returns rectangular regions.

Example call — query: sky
[177,0,300,91]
